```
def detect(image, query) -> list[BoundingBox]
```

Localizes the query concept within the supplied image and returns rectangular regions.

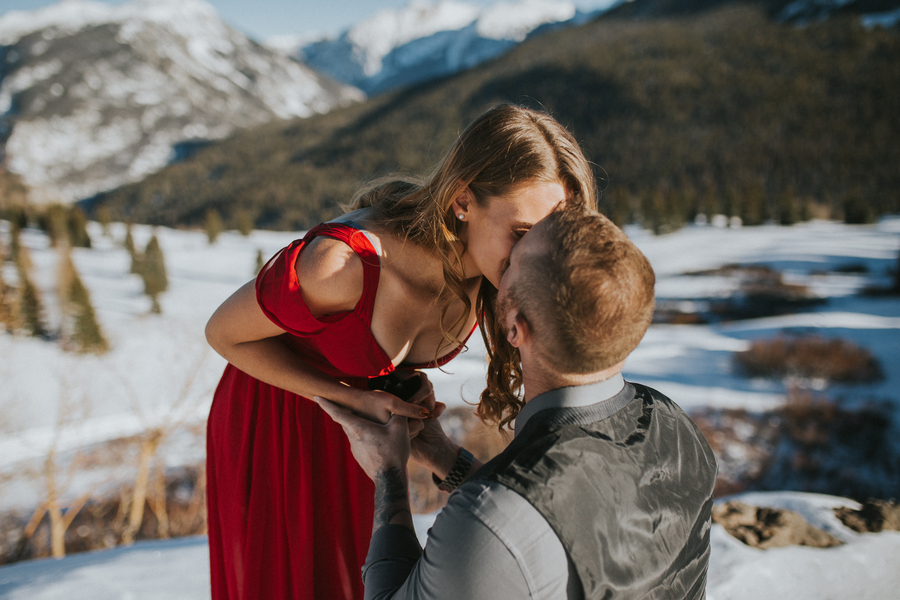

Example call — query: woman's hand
[314,397,411,482]
[380,371,444,438]
[347,388,433,425]
[396,371,445,419]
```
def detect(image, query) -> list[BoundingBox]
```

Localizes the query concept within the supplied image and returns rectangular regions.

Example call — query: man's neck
[521,358,625,403]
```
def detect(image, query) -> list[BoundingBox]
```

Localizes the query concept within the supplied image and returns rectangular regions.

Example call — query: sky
[0,0,612,43]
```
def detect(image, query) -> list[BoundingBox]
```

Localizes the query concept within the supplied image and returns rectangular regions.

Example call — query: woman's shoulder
[296,234,365,316]
[319,209,444,293]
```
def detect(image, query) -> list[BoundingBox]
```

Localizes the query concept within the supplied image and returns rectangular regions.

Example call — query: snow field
[1,492,898,600]
[0,216,899,597]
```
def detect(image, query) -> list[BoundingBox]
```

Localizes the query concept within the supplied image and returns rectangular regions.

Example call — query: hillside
[86,6,900,231]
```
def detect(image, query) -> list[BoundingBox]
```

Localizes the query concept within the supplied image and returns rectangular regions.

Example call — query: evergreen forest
[84,7,900,232]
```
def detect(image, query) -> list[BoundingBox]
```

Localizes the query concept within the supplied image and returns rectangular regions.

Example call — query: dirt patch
[712,501,842,549]
[835,499,900,533]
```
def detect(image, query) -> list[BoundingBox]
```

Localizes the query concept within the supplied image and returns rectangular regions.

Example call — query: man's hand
[315,396,414,533]
[314,396,411,479]
[410,418,460,481]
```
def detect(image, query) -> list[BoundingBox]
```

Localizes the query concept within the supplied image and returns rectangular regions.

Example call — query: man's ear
[506,313,530,349]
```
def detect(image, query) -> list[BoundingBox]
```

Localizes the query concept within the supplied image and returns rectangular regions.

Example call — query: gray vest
[472,383,717,600]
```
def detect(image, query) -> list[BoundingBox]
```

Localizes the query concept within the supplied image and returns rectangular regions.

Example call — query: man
[316,206,718,599]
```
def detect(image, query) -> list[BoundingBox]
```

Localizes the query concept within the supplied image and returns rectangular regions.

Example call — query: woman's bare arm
[204,239,427,423]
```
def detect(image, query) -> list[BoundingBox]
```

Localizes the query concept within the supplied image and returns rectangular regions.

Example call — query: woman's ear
[451,187,475,220]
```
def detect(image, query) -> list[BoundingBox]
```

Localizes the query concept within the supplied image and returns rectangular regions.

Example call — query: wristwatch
[432,447,474,493]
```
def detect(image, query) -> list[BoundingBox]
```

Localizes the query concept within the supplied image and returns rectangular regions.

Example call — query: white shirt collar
[513,372,626,438]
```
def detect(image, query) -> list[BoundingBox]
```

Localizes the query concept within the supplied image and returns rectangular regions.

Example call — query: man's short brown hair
[509,207,655,374]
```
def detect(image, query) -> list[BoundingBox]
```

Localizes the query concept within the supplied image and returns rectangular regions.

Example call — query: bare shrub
[113,348,212,544]
[734,334,883,383]
[1,465,207,565]
[762,390,897,499]
[691,388,899,501]
[690,407,781,497]
[657,264,824,324]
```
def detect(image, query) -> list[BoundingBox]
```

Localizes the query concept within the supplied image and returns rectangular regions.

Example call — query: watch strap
[432,447,474,493]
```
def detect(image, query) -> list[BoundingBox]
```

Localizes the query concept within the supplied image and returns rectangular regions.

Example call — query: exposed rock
[712,500,842,549]
[835,499,900,534]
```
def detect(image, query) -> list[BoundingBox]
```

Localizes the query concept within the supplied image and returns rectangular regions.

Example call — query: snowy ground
[1,216,899,594]
[1,491,898,600]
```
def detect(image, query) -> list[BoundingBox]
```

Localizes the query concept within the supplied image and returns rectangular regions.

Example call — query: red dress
[206,222,470,600]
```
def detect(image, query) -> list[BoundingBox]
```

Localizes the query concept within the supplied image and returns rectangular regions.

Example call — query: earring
[458,214,465,220]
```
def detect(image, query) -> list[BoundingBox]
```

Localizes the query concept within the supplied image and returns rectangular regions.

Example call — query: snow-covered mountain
[0,0,364,204]
[278,0,613,96]
[288,0,900,97]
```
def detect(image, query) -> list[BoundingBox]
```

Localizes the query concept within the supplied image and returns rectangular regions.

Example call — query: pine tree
[124,224,135,255]
[740,183,767,226]
[9,219,22,264]
[777,188,800,226]
[124,225,141,274]
[40,204,70,246]
[602,187,631,228]
[15,247,48,338]
[723,186,739,220]
[842,191,874,224]
[799,197,813,223]
[67,207,92,248]
[141,234,168,314]
[235,209,254,237]
[0,276,16,333]
[58,248,108,353]
[0,242,16,333]
[700,185,719,221]
[96,206,112,237]
[205,209,223,244]
[255,248,265,274]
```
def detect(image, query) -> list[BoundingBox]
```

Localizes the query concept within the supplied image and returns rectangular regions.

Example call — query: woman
[204,103,598,600]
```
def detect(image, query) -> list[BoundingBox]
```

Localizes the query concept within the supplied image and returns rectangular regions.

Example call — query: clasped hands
[314,371,461,482]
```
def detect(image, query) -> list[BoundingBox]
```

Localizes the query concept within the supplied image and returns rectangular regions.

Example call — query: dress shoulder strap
[304,222,381,327]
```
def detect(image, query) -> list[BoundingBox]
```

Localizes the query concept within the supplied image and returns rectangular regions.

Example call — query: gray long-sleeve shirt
[362,374,628,600]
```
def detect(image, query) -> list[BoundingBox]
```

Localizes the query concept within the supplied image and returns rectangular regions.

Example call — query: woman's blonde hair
[348,103,598,429]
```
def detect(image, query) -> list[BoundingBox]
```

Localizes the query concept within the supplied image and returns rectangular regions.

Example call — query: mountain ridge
[284,0,608,95]
[0,0,363,204]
